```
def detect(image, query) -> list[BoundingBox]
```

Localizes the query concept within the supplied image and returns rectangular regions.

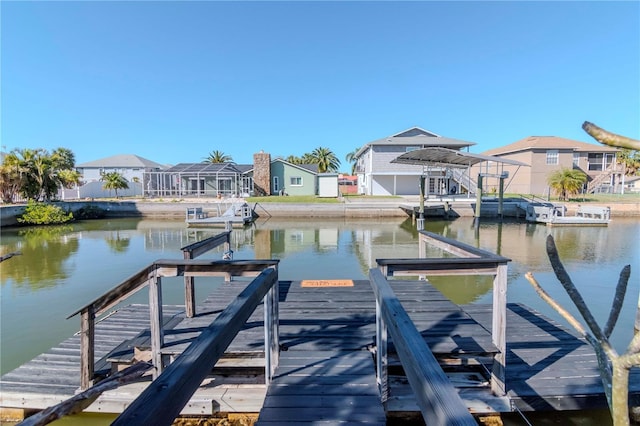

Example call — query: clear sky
[2,1,639,170]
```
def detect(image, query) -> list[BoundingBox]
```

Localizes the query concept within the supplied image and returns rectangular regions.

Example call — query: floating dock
[525,204,611,226]
[1,231,637,424]
[185,203,255,227]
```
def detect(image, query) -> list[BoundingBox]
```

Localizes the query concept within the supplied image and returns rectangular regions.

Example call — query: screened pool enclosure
[142,163,254,198]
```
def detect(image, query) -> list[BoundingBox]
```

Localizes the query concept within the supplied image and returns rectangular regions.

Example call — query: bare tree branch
[627,330,640,355]
[525,272,590,338]
[583,121,640,151]
[545,235,614,353]
[604,265,632,338]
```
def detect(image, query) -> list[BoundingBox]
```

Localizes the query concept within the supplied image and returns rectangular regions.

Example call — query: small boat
[526,204,610,227]
[185,203,255,227]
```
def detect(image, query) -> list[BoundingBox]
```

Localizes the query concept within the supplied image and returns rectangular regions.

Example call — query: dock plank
[463,302,640,410]
[256,350,386,425]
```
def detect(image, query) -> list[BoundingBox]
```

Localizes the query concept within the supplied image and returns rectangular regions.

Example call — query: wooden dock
[2,231,639,424]
[3,280,637,422]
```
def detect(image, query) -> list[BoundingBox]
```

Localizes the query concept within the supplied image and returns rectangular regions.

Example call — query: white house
[70,154,167,199]
[76,154,167,183]
[354,127,476,196]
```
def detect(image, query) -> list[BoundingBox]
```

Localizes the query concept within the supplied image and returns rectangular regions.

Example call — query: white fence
[59,181,144,200]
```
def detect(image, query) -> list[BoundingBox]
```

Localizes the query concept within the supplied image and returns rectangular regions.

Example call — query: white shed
[317,173,339,197]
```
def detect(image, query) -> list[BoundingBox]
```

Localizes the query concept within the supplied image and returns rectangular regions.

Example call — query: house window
[290,176,302,186]
[273,176,279,193]
[217,178,232,193]
[588,153,603,171]
[406,146,420,152]
[573,153,580,166]
[546,150,559,165]
[605,153,615,169]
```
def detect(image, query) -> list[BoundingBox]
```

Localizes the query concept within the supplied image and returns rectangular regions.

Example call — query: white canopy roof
[392,147,529,168]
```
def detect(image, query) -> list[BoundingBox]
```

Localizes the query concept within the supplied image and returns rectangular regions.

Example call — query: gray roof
[77,154,167,169]
[356,127,476,157]
[392,147,529,168]
[164,162,244,174]
[242,158,319,175]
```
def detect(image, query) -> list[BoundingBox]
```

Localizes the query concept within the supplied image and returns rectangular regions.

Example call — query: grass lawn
[566,193,640,203]
[245,194,403,203]
[502,193,640,203]
[246,195,340,203]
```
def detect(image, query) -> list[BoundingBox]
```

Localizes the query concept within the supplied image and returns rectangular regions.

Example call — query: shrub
[17,201,74,225]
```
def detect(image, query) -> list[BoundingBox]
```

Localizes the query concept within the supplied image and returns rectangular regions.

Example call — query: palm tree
[56,169,81,189]
[285,155,302,164]
[9,148,49,200]
[4,147,79,201]
[51,147,75,170]
[617,149,639,176]
[547,168,587,201]
[101,171,129,198]
[203,150,233,163]
[309,147,341,173]
[345,147,360,175]
[0,153,24,203]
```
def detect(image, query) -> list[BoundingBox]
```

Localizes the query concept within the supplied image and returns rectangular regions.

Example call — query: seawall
[1,199,639,228]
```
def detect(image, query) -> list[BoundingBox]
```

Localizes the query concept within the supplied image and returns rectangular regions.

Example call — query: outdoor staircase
[586,163,624,194]
[452,168,477,195]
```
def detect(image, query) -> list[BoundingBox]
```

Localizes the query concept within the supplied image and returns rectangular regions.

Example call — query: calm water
[1,216,638,423]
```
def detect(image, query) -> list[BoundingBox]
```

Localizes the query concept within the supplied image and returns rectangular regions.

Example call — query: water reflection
[1,216,638,376]
[1,226,77,290]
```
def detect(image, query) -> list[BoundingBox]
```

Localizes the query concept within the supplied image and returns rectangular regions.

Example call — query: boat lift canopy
[392,147,528,168]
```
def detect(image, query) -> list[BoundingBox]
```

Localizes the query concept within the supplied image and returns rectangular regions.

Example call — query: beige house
[473,136,622,196]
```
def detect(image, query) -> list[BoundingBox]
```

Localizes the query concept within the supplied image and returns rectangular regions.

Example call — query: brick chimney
[253,151,271,196]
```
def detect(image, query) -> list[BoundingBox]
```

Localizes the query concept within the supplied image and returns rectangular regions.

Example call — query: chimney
[253,151,271,196]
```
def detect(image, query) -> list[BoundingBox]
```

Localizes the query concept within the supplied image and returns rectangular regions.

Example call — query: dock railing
[111,266,279,426]
[369,268,477,425]
[69,251,279,389]
[376,230,510,396]
[181,231,231,317]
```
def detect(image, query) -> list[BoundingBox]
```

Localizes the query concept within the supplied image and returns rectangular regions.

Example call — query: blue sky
[2,1,639,171]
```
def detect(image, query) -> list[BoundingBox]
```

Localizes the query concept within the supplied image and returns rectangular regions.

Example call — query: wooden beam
[377,258,507,277]
[183,250,196,318]
[375,298,388,404]
[68,266,155,319]
[112,268,278,426]
[491,264,507,395]
[369,268,477,426]
[79,307,95,390]
[180,232,231,259]
[264,282,279,384]
[68,260,279,319]
[0,251,21,262]
[475,174,483,220]
[149,275,164,378]
[418,230,509,260]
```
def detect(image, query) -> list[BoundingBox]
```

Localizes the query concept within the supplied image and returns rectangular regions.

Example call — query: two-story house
[477,136,622,196]
[73,154,167,198]
[354,127,476,196]
[76,154,167,184]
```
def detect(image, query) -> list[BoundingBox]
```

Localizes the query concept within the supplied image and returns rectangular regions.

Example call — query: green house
[247,158,319,196]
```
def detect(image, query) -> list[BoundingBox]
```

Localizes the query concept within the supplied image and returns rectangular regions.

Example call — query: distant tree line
[203,147,346,174]
[0,148,80,203]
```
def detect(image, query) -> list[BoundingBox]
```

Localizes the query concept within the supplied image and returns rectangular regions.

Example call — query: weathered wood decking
[3,276,637,422]
[464,304,640,411]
